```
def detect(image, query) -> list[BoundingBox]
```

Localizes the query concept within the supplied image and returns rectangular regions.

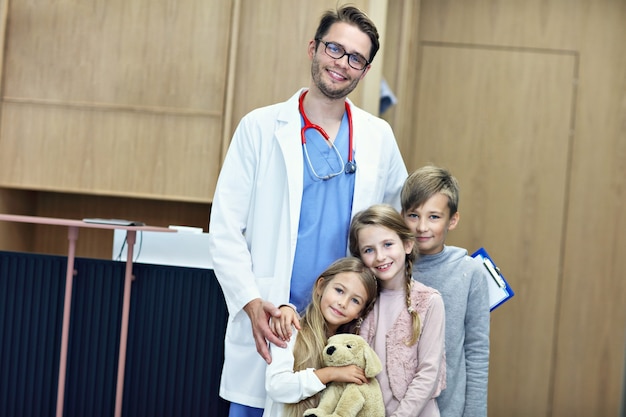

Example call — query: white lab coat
[208,88,407,408]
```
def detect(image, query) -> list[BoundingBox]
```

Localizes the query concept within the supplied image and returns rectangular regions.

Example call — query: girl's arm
[314,365,367,385]
[265,334,325,403]
[265,333,368,404]
[392,294,446,417]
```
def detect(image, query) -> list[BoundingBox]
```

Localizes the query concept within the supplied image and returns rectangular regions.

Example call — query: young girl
[349,204,446,417]
[262,257,378,417]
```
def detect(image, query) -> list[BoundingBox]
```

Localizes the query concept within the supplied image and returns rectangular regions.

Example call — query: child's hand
[269,305,301,342]
[315,365,367,385]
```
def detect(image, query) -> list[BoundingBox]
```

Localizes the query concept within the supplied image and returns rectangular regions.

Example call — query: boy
[401,165,490,417]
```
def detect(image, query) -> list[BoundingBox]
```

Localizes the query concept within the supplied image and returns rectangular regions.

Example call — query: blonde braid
[405,254,421,346]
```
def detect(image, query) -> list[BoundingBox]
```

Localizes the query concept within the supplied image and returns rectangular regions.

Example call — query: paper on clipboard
[471,247,514,311]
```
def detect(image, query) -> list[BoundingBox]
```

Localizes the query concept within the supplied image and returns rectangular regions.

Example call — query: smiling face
[356,225,414,290]
[317,271,368,335]
[309,22,371,100]
[403,192,459,256]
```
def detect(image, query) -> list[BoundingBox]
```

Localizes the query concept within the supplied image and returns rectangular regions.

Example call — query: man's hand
[243,298,287,364]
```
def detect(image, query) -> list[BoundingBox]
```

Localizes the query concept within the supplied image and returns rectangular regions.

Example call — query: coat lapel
[275,89,306,250]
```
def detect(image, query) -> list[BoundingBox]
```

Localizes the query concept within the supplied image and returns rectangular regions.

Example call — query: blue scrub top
[289,112,356,312]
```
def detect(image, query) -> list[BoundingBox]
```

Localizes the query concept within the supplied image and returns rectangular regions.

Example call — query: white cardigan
[262,330,326,417]
[208,88,407,407]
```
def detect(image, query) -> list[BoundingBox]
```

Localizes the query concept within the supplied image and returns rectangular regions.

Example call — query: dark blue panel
[63,258,126,417]
[0,252,66,417]
[123,263,229,417]
[0,251,229,417]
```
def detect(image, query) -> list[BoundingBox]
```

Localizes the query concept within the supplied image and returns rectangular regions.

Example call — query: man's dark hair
[313,5,380,64]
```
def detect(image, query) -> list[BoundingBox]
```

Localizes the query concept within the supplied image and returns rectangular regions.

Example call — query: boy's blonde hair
[348,204,422,346]
[402,165,460,215]
[284,257,377,417]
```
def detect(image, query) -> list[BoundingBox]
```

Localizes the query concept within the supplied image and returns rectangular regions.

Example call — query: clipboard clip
[483,257,506,288]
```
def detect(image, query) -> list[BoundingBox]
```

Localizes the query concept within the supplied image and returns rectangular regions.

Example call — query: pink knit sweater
[360,281,446,416]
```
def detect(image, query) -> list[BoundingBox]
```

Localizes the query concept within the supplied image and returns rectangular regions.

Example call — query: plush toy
[304,333,384,417]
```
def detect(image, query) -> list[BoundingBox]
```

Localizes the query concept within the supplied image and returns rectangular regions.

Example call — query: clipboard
[471,247,514,311]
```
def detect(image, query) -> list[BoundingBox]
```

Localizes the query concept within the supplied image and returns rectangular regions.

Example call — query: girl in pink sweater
[349,204,446,417]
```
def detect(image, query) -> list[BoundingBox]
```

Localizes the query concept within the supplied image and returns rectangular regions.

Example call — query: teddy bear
[304,333,385,417]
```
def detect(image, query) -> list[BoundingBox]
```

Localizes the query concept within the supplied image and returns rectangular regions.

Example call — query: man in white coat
[208,6,408,417]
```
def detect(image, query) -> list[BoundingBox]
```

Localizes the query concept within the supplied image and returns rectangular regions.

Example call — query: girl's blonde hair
[348,204,421,346]
[283,257,378,417]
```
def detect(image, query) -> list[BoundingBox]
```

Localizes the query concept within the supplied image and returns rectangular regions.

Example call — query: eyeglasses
[315,39,370,70]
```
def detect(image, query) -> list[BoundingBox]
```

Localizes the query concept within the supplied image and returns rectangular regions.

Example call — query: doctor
[208,5,407,417]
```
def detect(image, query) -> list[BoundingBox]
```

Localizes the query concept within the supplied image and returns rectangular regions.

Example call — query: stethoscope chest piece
[299,90,356,180]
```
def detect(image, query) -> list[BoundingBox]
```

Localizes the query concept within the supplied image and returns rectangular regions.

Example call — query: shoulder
[446,250,490,294]
[244,95,297,120]
[443,245,469,260]
[411,280,440,294]
[347,100,394,133]
[441,246,484,274]
[349,102,390,123]
[411,281,443,305]
[240,89,303,124]
[244,102,281,119]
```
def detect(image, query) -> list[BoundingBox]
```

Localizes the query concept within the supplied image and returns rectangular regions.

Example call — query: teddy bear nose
[326,346,336,355]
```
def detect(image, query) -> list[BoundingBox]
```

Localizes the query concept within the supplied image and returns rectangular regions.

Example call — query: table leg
[115,230,136,417]
[56,226,79,417]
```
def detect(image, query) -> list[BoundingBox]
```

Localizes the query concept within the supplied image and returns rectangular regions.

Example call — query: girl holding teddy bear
[262,257,378,417]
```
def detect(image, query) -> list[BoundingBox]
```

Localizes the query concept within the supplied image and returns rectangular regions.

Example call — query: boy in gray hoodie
[401,165,490,417]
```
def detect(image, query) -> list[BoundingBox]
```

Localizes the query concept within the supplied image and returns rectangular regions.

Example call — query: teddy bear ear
[363,344,383,378]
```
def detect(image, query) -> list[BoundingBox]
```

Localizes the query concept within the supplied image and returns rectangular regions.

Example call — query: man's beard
[311,55,361,100]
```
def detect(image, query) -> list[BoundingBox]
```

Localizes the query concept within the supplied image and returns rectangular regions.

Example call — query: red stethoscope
[299,90,356,180]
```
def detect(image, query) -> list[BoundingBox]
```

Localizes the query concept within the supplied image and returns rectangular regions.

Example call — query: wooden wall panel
[0,0,231,201]
[417,0,585,51]
[0,103,220,201]
[411,44,576,417]
[381,0,421,156]
[382,0,626,415]
[551,1,626,415]
[0,189,36,251]
[3,0,228,110]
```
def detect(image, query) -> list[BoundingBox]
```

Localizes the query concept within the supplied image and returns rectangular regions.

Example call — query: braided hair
[349,204,421,345]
